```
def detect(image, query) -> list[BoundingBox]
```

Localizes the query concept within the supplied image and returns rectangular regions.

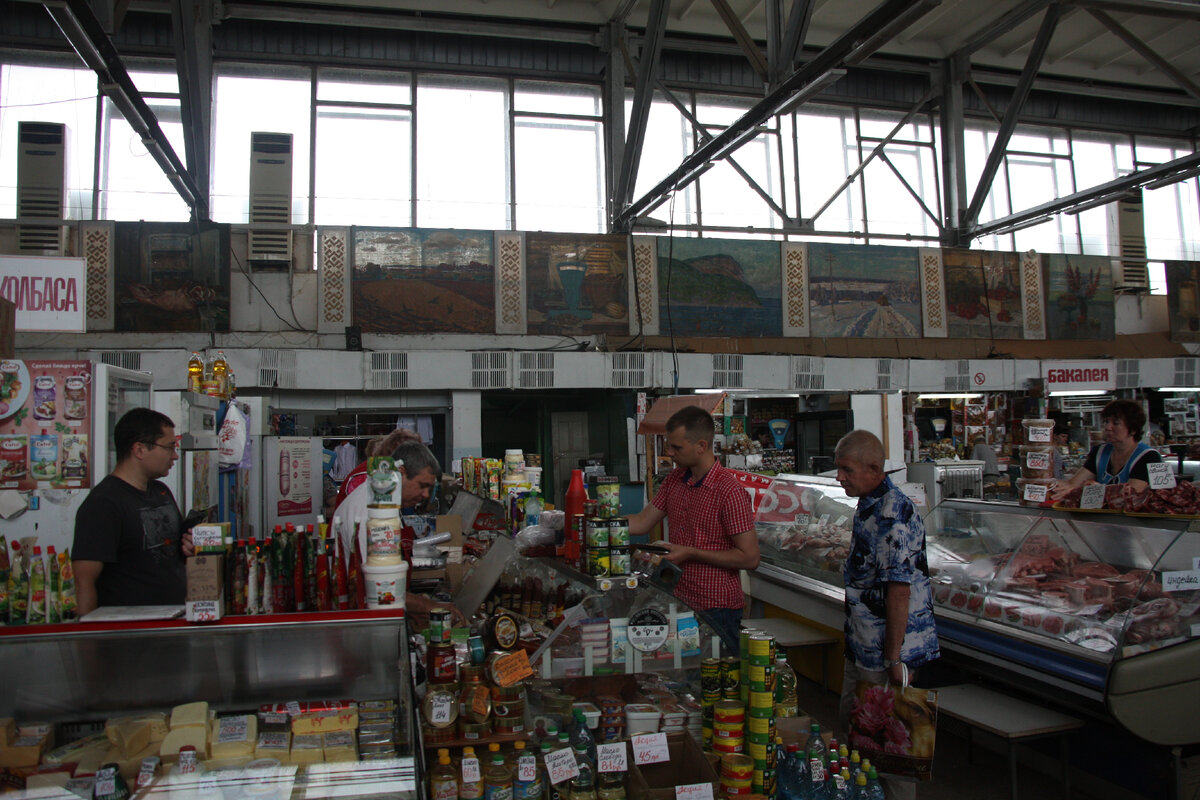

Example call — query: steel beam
[963,3,1062,230]
[1087,8,1200,102]
[170,0,213,217]
[879,150,941,227]
[603,22,629,230]
[953,0,1049,59]
[969,149,1200,238]
[43,0,206,218]
[613,0,943,230]
[711,0,770,81]
[614,0,670,215]
[1066,0,1200,19]
[778,0,816,84]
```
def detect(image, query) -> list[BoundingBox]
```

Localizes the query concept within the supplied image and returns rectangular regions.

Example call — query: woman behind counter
[1049,399,1161,500]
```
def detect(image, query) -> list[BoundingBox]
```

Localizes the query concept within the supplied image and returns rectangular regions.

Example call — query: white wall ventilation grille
[471,351,511,389]
[517,351,556,389]
[368,351,408,390]
[712,354,744,389]
[877,359,895,391]
[791,356,825,391]
[944,359,969,392]
[610,352,648,388]
[1174,357,1198,387]
[1116,359,1140,390]
[259,349,298,388]
[98,351,141,371]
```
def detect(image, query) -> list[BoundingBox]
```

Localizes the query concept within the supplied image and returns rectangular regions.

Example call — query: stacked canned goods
[582,516,633,578]
[744,631,778,796]
[712,699,745,756]
[595,695,625,742]
[492,682,526,736]
[719,753,754,797]
[595,476,620,518]
[699,657,722,747]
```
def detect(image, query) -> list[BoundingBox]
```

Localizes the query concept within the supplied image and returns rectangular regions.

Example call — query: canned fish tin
[585,518,609,547]
[747,740,770,763]
[756,768,776,797]
[712,737,744,754]
[585,547,610,577]
[608,546,631,576]
[429,607,454,643]
[720,657,740,694]
[457,719,492,740]
[713,700,745,724]
[720,753,754,781]
[748,633,775,665]
[493,716,525,734]
[701,658,722,693]
[747,663,775,693]
[607,517,630,546]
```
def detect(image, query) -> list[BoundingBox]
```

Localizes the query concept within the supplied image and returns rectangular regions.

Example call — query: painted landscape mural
[656,237,781,336]
[352,228,494,333]
[113,221,230,332]
[1166,260,1200,343]
[526,233,630,336]
[943,249,1023,339]
[808,243,922,337]
[1044,254,1114,340]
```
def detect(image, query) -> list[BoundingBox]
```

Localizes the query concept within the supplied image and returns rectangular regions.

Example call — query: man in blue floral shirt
[835,430,938,799]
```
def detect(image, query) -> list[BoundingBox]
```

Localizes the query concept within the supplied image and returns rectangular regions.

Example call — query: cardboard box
[186,555,224,622]
[628,733,717,800]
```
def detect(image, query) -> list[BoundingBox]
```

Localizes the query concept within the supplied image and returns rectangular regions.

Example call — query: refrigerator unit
[152,391,220,519]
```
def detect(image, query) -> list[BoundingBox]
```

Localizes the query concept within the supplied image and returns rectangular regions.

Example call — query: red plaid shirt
[652,461,755,610]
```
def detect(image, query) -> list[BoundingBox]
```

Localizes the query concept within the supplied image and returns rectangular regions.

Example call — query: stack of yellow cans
[699,657,722,747]
[712,700,745,755]
[719,753,754,797]
[745,632,777,795]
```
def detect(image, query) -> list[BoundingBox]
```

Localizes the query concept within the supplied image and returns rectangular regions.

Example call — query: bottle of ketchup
[563,469,586,569]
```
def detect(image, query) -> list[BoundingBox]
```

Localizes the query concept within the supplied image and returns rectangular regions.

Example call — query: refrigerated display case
[747,474,1200,744]
[0,609,419,798]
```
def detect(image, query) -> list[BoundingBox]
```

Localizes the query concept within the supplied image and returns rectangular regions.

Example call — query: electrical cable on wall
[229,245,304,331]
[665,180,682,394]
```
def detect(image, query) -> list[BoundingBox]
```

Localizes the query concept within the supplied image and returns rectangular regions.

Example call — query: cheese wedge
[289,734,323,764]
[210,715,257,760]
[0,735,47,768]
[103,741,159,780]
[169,702,209,730]
[255,732,291,763]
[0,718,15,747]
[105,719,152,759]
[158,726,210,761]
[106,713,169,749]
[321,731,357,763]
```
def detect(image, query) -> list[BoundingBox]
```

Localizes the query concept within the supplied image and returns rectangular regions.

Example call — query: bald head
[834,429,886,497]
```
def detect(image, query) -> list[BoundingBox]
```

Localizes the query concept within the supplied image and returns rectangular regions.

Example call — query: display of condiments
[1,536,77,625]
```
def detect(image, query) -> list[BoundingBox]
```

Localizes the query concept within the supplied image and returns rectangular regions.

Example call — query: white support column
[451,390,482,466]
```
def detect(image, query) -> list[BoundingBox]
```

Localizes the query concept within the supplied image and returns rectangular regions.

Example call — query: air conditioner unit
[1107,190,1149,291]
[248,132,293,268]
[17,121,66,254]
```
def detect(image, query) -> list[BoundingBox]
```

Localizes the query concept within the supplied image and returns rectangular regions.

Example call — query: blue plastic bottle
[863,767,885,800]
[778,743,805,800]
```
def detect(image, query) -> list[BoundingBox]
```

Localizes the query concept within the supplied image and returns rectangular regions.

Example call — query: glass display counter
[0,610,419,800]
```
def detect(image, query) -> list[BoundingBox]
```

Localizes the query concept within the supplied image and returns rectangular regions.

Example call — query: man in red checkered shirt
[629,405,759,651]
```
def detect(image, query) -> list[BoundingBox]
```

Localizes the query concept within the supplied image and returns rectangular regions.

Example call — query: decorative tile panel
[495,231,525,334]
[918,247,948,338]
[630,235,659,337]
[80,221,114,330]
[317,227,350,334]
[781,242,809,337]
[1021,250,1046,340]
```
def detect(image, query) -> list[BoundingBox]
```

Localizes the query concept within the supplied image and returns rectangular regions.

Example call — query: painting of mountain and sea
[656,237,782,337]
[808,243,923,338]
[352,228,495,333]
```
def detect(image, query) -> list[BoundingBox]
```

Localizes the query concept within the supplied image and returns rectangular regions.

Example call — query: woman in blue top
[1049,399,1161,500]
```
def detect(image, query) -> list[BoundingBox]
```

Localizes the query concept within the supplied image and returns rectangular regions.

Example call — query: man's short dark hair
[114,407,174,461]
[1101,399,1147,440]
[666,405,715,444]
[394,441,441,479]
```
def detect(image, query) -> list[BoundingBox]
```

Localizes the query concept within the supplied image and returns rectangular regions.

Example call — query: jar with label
[32,376,56,420]
[595,476,620,518]
[63,376,87,420]
[366,505,403,565]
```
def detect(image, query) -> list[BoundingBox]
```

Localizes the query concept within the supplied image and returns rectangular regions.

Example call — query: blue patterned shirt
[842,475,940,670]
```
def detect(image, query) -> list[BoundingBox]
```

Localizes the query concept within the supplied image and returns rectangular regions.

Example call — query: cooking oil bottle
[187,351,204,393]
[212,351,229,398]
[430,754,458,800]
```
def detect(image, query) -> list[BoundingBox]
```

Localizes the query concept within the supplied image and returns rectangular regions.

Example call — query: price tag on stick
[597,742,628,773]
[631,733,670,765]
[1147,462,1176,490]
[1080,483,1105,510]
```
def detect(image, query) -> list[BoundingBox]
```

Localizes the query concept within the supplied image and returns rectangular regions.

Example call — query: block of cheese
[0,718,15,747]
[106,713,169,750]
[209,715,257,760]
[158,726,209,761]
[169,702,209,730]
[321,731,357,763]
[104,741,159,780]
[44,732,108,765]
[289,734,323,764]
[291,709,358,735]
[71,742,112,777]
[255,732,291,763]
[0,734,48,768]
[24,769,73,791]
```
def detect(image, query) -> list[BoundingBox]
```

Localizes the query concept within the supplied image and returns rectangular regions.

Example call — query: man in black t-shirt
[72,408,194,615]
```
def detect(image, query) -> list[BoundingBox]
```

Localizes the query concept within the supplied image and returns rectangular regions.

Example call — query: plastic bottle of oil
[430,754,459,800]
[187,352,204,393]
[212,351,230,398]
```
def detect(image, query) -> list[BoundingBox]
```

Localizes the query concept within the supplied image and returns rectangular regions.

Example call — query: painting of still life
[943,249,1023,339]
[1044,254,1114,340]
[656,237,781,337]
[113,221,230,332]
[352,228,494,333]
[526,233,630,336]
[1166,260,1200,343]
[808,243,922,338]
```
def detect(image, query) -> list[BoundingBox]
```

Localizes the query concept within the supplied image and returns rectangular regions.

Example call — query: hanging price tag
[631,733,670,765]
[430,693,453,725]
[461,757,481,784]
[545,747,580,785]
[285,701,302,716]
[1079,484,1105,509]
[676,784,714,800]
[518,755,538,782]
[1147,462,1176,490]
[597,742,628,773]
[794,513,811,526]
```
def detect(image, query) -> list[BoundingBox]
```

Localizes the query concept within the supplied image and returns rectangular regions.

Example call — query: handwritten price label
[1147,462,1176,490]
[461,757,480,784]
[1163,569,1200,593]
[518,755,538,782]
[675,784,714,800]
[1080,484,1105,509]
[597,742,628,773]
[632,733,669,765]
[545,747,579,785]
[430,693,453,725]
[1023,482,1048,503]
[1025,452,1050,471]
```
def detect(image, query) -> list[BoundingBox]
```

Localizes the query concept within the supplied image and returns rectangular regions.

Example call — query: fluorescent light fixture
[916,393,984,400]
[1049,389,1108,397]
[1164,387,1200,392]
[695,388,726,394]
